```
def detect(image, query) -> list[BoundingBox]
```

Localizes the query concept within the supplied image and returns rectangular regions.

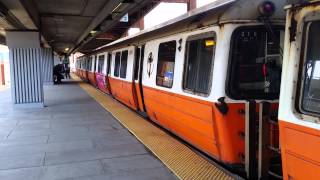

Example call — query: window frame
[182,31,216,97]
[156,40,177,88]
[297,14,320,118]
[226,25,284,100]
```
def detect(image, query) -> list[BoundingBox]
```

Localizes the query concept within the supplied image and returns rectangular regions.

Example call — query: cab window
[183,32,216,96]
[156,41,176,88]
[227,26,283,100]
[299,21,320,115]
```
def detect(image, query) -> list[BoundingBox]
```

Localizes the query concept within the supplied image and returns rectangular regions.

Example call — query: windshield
[300,21,320,115]
[227,26,284,100]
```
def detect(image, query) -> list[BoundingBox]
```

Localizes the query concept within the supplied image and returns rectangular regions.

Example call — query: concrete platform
[0,80,176,180]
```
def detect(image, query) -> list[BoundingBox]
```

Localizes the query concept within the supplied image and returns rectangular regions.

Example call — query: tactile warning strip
[75,76,236,180]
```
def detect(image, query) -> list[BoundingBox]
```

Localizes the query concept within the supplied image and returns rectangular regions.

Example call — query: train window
[120,50,128,78]
[114,52,121,77]
[183,32,216,96]
[156,41,176,88]
[227,27,283,100]
[299,21,320,116]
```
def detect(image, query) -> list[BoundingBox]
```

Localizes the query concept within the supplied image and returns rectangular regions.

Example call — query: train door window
[107,53,112,75]
[85,59,87,70]
[114,52,121,77]
[94,55,97,72]
[97,55,104,73]
[134,47,141,80]
[299,21,320,116]
[120,50,128,78]
[227,26,284,100]
[156,41,176,88]
[183,32,216,96]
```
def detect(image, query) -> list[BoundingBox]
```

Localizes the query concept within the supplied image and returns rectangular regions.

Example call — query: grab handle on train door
[215,97,229,115]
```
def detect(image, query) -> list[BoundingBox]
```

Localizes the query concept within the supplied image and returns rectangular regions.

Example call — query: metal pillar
[42,48,54,85]
[9,48,44,107]
[187,0,197,11]
[258,102,271,180]
[6,31,45,107]
[245,100,258,179]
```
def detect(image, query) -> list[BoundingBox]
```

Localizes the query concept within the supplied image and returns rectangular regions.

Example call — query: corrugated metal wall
[9,48,44,104]
[42,48,53,84]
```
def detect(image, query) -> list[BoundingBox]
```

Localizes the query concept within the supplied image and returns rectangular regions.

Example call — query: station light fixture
[112,0,134,13]
[65,47,69,51]
[90,30,97,34]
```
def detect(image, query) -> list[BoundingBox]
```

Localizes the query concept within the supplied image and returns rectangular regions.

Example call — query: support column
[187,0,197,11]
[6,31,44,107]
[42,48,54,85]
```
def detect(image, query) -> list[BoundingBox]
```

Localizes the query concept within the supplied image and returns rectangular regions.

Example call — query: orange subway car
[279,1,320,180]
[109,48,139,110]
[95,53,112,94]
[74,0,296,179]
[87,55,97,86]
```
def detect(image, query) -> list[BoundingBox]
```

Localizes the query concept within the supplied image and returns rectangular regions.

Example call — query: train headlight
[258,1,276,17]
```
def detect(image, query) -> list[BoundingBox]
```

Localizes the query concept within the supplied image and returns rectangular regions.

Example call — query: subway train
[75,0,320,179]
[279,1,320,180]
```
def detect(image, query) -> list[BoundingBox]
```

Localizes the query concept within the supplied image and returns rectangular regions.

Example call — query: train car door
[85,57,89,82]
[105,52,112,94]
[93,55,98,86]
[133,45,146,113]
[279,4,320,180]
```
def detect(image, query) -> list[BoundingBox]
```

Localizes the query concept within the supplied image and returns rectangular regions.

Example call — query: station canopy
[0,0,160,54]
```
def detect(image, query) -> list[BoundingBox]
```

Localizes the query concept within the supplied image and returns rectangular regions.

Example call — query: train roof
[94,0,287,53]
[284,0,320,9]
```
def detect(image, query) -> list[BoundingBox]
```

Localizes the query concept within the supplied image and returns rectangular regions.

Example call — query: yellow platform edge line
[74,75,235,180]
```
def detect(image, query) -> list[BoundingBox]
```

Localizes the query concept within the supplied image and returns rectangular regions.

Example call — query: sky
[144,3,188,30]
[197,0,217,8]
[1,1,219,50]
[0,45,9,62]
[128,0,217,35]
